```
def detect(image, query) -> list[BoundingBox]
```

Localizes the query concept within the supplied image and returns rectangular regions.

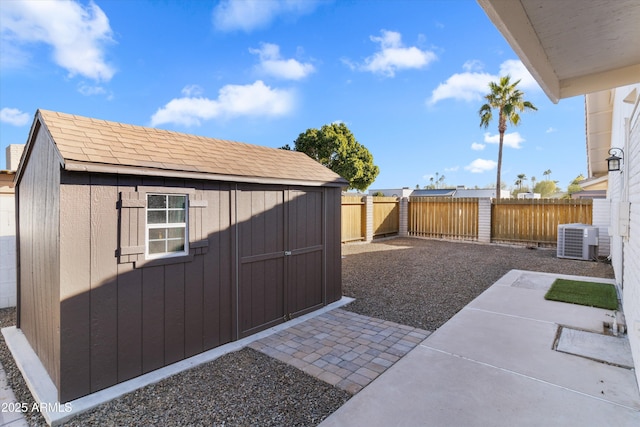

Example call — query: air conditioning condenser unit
[557,224,598,261]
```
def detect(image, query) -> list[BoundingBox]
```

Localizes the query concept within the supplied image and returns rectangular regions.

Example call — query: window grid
[146,194,188,258]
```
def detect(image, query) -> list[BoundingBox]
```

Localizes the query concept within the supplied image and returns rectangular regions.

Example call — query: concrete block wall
[399,197,408,237]
[0,194,16,308]
[6,144,25,170]
[364,196,374,242]
[477,198,492,243]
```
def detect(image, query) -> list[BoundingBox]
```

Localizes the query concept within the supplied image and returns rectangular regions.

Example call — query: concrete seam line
[420,345,638,412]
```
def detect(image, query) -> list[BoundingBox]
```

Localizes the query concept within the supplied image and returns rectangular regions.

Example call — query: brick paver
[249,309,430,394]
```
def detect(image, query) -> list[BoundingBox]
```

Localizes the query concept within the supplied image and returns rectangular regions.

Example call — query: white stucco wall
[592,198,611,257]
[607,83,639,388]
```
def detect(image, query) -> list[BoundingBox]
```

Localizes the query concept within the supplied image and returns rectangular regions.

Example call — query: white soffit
[585,90,613,178]
[478,0,640,103]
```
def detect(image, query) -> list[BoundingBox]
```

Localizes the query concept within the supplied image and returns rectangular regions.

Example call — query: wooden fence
[341,195,365,242]
[492,199,593,245]
[408,197,479,240]
[342,195,594,246]
[373,197,399,238]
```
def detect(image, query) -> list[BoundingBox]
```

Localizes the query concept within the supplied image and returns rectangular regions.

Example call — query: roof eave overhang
[477,0,561,103]
[63,160,348,188]
[477,0,640,103]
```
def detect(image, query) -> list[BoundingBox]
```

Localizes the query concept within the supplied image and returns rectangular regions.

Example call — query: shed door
[237,187,324,337]
[287,189,324,318]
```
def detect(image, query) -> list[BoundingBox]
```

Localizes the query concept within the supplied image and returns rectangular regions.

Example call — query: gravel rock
[64,348,350,427]
[341,238,614,331]
[0,237,615,425]
[0,308,47,426]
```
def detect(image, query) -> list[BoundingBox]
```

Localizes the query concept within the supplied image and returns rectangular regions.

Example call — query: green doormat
[544,279,618,310]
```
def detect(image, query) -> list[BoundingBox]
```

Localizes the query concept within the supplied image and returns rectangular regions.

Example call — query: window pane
[148,228,166,240]
[149,240,166,254]
[148,195,166,209]
[168,210,185,223]
[166,239,185,253]
[168,227,185,239]
[168,195,186,209]
[148,211,166,224]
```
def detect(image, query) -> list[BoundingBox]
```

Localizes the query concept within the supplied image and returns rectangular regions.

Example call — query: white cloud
[0,0,115,81]
[250,43,315,80]
[483,131,525,149]
[464,159,497,173]
[181,85,204,97]
[471,142,485,151]
[212,0,321,32]
[150,80,295,126]
[462,60,484,72]
[546,127,556,133]
[427,59,539,105]
[428,71,493,105]
[445,166,459,172]
[0,107,30,126]
[498,59,539,91]
[78,82,106,96]
[359,30,436,77]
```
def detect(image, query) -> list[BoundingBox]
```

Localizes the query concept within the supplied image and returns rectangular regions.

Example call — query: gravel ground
[0,308,350,426]
[0,237,615,426]
[341,237,614,331]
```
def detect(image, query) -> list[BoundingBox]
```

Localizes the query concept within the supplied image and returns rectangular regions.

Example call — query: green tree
[514,177,522,191]
[516,173,527,191]
[534,180,557,198]
[292,123,379,191]
[543,169,552,180]
[479,76,537,201]
[566,174,585,198]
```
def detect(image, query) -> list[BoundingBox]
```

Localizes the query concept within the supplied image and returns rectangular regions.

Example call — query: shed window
[146,194,188,258]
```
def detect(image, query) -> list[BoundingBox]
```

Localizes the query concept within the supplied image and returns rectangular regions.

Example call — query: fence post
[478,198,491,243]
[365,196,374,242]
[399,197,408,237]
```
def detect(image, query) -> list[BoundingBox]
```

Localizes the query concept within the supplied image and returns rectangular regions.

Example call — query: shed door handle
[284,251,292,256]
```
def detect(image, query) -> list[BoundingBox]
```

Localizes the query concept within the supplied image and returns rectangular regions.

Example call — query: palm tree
[479,76,537,201]
[531,176,537,191]
[514,178,522,191]
[516,173,527,191]
[543,169,552,180]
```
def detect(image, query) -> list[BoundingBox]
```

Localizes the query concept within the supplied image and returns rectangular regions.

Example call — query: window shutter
[119,187,210,265]
[118,191,146,263]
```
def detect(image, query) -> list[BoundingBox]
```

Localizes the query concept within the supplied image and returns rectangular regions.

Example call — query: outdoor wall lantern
[606,147,624,172]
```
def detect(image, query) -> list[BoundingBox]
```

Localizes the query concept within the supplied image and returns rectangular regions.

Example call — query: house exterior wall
[607,83,640,388]
[54,173,342,402]
[16,124,62,391]
[591,199,611,257]
[0,173,16,308]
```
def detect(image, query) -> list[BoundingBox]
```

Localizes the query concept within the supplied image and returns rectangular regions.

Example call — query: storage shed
[14,110,347,402]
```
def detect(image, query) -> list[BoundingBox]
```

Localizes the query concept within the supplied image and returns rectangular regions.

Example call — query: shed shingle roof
[36,110,346,186]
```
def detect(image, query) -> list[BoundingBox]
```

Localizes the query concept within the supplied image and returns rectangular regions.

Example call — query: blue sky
[0,0,587,192]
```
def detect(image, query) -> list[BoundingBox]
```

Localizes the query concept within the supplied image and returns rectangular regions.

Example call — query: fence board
[408,197,479,240]
[492,199,593,245]
[373,197,399,237]
[341,196,364,242]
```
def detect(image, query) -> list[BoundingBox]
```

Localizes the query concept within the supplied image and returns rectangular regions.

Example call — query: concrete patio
[321,270,640,426]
